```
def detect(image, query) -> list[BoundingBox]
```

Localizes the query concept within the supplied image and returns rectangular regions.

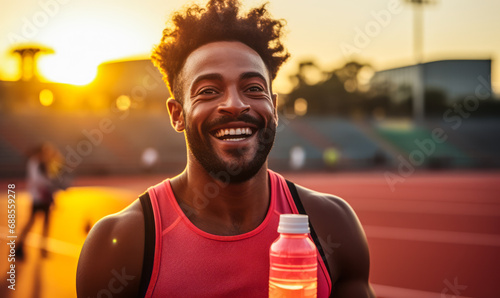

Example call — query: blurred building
[370,59,494,117]
[89,59,169,111]
[0,59,169,114]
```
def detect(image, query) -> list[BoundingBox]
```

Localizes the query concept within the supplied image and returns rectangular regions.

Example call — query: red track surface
[285,170,500,298]
[1,170,499,297]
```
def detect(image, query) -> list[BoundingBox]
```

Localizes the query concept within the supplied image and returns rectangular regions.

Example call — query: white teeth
[214,127,253,139]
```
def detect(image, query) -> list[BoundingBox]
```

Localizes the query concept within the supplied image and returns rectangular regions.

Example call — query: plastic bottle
[269,214,317,298]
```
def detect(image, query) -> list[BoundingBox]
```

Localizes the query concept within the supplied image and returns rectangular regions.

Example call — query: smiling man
[76,1,374,297]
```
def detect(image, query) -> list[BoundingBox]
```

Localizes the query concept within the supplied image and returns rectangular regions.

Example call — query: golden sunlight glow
[39,89,54,106]
[89,94,110,110]
[294,98,308,116]
[116,95,131,111]
[31,15,148,86]
[38,55,97,85]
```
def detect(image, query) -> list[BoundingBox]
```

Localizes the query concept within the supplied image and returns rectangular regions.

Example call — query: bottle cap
[278,214,310,234]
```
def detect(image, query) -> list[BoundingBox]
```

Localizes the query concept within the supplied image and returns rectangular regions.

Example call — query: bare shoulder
[294,184,375,298]
[294,184,365,242]
[294,184,357,222]
[76,199,145,298]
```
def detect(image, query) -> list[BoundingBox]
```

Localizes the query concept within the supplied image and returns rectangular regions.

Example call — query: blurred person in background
[77,0,374,297]
[16,142,70,259]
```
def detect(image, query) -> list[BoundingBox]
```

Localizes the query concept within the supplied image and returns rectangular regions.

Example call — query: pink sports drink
[269,214,317,298]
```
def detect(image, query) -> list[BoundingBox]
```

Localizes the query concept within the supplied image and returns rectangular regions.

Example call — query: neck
[170,160,271,236]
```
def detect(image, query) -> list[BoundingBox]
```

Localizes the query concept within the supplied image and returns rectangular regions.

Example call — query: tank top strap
[268,170,295,214]
[148,180,182,231]
[145,179,181,297]
[267,170,300,214]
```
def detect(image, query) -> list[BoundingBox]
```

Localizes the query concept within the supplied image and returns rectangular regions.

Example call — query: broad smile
[209,122,258,143]
[213,127,254,141]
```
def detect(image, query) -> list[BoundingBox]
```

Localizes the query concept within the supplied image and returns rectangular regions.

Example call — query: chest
[152,221,276,297]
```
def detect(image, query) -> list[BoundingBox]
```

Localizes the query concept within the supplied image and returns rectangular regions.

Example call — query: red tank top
[145,170,332,297]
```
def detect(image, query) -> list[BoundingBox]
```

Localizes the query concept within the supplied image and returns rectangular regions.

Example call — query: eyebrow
[190,71,269,92]
[191,73,224,88]
[240,72,268,86]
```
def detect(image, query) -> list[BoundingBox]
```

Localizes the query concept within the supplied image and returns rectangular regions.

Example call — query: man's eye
[247,86,264,92]
[199,88,217,95]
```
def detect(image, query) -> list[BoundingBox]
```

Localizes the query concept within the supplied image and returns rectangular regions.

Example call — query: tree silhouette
[285,60,372,117]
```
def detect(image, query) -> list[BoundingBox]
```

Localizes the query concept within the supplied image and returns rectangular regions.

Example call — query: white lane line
[25,233,81,258]
[365,225,500,247]
[0,227,81,258]
[372,283,473,298]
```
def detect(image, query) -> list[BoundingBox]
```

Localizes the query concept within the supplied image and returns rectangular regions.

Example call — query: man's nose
[217,88,250,116]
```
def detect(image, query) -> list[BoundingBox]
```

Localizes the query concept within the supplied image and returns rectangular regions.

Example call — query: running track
[1,170,499,297]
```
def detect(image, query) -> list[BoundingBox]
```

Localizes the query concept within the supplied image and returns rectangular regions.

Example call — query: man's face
[174,41,277,183]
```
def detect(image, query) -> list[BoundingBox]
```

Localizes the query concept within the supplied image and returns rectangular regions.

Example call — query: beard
[185,113,276,183]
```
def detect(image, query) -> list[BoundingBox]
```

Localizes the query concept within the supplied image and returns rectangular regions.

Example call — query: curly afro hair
[151,0,290,102]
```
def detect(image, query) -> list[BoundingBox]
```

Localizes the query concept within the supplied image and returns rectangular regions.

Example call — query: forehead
[180,41,270,86]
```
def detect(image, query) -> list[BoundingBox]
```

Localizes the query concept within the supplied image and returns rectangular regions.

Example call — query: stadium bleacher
[2,112,500,177]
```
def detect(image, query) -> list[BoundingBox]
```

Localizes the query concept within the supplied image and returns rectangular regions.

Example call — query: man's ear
[167,98,185,132]
[272,93,279,122]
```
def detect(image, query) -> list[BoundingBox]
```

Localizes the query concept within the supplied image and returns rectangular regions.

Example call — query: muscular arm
[296,185,375,298]
[76,200,145,298]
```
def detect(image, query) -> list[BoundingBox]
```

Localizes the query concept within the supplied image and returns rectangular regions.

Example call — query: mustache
[203,114,263,132]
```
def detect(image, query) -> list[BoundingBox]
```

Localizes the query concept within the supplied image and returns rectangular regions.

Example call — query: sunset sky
[1,0,499,94]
